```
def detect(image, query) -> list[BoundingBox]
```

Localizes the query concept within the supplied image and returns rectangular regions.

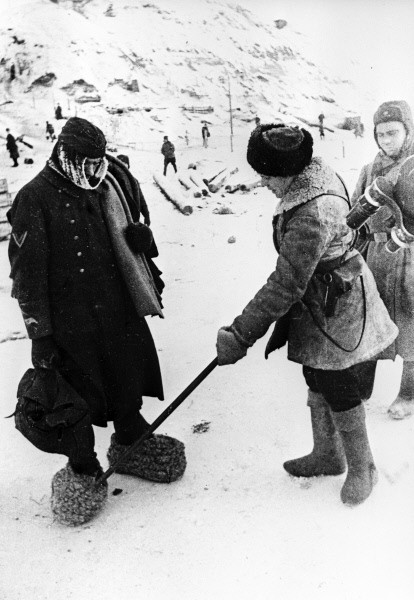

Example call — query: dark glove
[31,336,62,370]
[141,207,151,227]
[125,222,154,254]
[216,326,248,365]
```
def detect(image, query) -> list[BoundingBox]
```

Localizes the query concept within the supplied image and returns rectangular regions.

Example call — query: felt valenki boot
[332,404,378,506]
[51,463,108,526]
[283,391,346,477]
[107,433,186,483]
[388,360,414,420]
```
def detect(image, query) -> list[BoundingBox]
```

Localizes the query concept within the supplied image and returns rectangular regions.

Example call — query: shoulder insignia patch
[12,231,28,248]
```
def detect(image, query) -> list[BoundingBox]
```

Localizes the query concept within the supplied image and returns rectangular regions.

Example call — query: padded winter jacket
[231,157,398,370]
[161,141,175,159]
[352,150,414,360]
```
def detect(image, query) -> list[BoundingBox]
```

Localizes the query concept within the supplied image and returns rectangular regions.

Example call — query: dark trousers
[9,152,18,166]
[69,407,150,474]
[303,360,377,413]
[163,157,177,175]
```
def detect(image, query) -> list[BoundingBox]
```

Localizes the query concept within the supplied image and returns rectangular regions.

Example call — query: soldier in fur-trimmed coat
[216,124,398,506]
[351,100,414,420]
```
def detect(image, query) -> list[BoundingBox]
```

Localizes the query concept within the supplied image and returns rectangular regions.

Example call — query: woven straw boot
[107,433,186,483]
[51,463,107,526]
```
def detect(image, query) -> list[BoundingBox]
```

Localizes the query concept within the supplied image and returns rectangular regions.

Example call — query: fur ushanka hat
[373,100,414,147]
[247,123,313,177]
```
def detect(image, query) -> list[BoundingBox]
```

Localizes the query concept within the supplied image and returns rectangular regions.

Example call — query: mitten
[216,327,249,365]
[141,207,151,226]
[125,222,154,254]
[31,335,62,370]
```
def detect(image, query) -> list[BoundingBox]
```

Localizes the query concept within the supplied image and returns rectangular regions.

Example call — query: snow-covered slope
[0,0,368,145]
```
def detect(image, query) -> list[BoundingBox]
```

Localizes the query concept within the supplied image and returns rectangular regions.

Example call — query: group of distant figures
[4,104,67,168]
[4,107,367,174]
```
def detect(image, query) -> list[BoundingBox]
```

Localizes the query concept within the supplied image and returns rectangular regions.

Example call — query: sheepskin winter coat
[232,157,398,370]
[352,151,414,360]
[8,162,164,427]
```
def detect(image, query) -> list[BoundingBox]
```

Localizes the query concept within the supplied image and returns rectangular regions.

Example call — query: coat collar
[39,163,82,198]
[274,157,338,215]
[39,163,104,199]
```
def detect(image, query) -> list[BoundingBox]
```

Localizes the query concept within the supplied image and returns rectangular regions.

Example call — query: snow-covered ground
[1,0,414,598]
[1,126,414,600]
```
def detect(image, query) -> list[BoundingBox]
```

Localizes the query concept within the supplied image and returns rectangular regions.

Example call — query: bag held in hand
[14,368,92,457]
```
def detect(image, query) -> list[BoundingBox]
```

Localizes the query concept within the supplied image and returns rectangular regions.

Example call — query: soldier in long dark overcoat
[8,117,186,525]
[216,124,398,506]
[6,128,19,166]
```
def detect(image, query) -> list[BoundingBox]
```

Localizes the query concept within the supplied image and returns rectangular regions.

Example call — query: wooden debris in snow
[239,179,262,192]
[208,167,239,193]
[188,172,210,196]
[178,174,203,198]
[153,174,194,215]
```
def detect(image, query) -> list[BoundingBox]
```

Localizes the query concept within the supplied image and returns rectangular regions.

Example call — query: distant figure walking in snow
[6,128,19,167]
[161,135,177,176]
[354,122,364,138]
[202,123,210,148]
[318,113,325,126]
[45,121,56,141]
[55,103,63,120]
[319,123,325,140]
[216,123,398,507]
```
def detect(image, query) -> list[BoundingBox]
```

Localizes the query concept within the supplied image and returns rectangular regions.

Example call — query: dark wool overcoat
[8,163,164,427]
[6,133,19,160]
[352,150,414,360]
[232,158,398,370]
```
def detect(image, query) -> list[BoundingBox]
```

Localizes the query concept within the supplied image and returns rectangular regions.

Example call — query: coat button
[79,268,85,273]
[70,219,75,224]
[74,236,79,240]
[77,252,82,257]
[66,203,70,208]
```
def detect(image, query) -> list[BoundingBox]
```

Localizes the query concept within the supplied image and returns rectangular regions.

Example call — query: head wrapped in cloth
[247,123,313,177]
[56,117,108,189]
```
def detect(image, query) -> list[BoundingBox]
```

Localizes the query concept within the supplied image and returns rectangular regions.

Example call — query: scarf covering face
[57,143,108,190]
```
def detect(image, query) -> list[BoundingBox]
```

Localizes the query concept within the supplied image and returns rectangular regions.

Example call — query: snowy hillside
[0,0,369,147]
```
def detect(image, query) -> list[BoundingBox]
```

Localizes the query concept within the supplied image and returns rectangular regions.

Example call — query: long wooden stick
[95,357,218,487]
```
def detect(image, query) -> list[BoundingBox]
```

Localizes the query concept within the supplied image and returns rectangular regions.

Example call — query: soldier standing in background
[351,100,414,420]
